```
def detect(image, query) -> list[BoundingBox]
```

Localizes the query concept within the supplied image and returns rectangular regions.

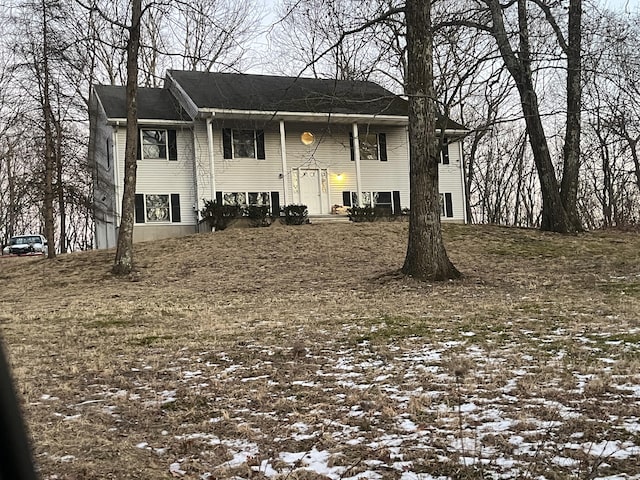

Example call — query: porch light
[301,131,315,145]
[336,173,344,181]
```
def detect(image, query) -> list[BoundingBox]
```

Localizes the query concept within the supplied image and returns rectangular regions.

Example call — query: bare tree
[467,0,584,232]
[112,0,142,275]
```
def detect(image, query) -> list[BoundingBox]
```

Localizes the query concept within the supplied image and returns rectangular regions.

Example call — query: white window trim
[231,129,257,159]
[138,193,180,224]
[222,191,271,207]
[144,194,171,223]
[352,191,393,208]
[359,133,380,161]
[141,128,169,161]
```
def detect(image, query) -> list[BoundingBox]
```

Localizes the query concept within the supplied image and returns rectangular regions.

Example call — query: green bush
[200,200,241,231]
[348,205,397,222]
[282,204,308,225]
[348,206,377,222]
[245,205,272,227]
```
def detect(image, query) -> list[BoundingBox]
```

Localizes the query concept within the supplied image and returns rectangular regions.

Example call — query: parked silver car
[2,235,48,256]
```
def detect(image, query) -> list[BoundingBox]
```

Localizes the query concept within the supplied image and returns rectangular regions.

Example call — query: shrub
[245,205,272,227]
[282,204,308,225]
[200,200,241,231]
[348,206,377,222]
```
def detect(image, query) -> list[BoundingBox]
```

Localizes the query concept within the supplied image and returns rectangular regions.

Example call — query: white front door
[298,169,323,215]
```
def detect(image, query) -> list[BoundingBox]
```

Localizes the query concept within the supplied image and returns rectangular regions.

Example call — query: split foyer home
[89,70,468,249]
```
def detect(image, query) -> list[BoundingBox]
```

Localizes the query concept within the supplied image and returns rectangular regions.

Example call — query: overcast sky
[248,0,638,74]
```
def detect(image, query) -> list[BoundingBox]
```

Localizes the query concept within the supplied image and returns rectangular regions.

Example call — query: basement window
[135,193,181,223]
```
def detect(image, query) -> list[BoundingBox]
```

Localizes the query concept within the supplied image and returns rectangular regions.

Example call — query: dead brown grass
[1,223,639,479]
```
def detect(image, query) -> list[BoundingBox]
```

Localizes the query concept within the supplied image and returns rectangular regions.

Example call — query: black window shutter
[135,194,145,223]
[379,133,388,161]
[348,132,355,161]
[441,140,450,165]
[270,191,280,216]
[168,130,177,161]
[342,191,351,207]
[136,129,141,160]
[445,192,454,218]
[216,191,223,205]
[392,190,401,215]
[222,128,232,159]
[171,194,181,222]
[256,130,266,159]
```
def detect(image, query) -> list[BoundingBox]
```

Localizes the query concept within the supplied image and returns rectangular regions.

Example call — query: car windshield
[10,236,42,245]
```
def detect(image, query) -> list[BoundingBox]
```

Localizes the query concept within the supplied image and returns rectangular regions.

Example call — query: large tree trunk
[518,86,572,232]
[560,0,583,231]
[401,0,460,281]
[41,0,56,258]
[55,115,66,253]
[113,0,141,275]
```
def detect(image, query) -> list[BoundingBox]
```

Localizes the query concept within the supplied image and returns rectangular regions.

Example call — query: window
[374,192,392,207]
[360,134,379,160]
[145,194,170,221]
[349,132,388,161]
[142,130,167,159]
[440,192,453,217]
[138,129,177,161]
[222,191,270,207]
[135,193,181,223]
[439,139,450,165]
[222,128,266,160]
[342,190,401,214]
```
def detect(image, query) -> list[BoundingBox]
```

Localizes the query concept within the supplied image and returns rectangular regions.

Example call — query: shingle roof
[94,73,467,130]
[93,85,190,121]
[168,70,409,118]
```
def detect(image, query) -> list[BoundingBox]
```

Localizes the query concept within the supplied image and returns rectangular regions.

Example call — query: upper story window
[359,134,379,160]
[138,128,178,161]
[439,138,450,165]
[142,130,166,159]
[349,131,388,162]
[222,128,266,160]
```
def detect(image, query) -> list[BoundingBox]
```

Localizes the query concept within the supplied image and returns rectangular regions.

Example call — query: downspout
[206,114,216,202]
[113,122,121,221]
[352,123,362,206]
[279,120,288,205]
[191,125,199,227]
[458,139,468,224]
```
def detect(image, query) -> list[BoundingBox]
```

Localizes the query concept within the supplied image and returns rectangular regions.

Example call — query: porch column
[352,122,363,206]
[112,124,121,220]
[191,126,200,217]
[458,139,468,224]
[206,114,216,204]
[280,120,289,205]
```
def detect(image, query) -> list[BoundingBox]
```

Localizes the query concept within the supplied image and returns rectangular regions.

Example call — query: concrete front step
[309,215,351,224]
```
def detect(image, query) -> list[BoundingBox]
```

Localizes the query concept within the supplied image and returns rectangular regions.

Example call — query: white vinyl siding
[439,139,465,222]
[356,126,409,211]
[211,122,283,193]
[115,125,197,226]
[191,119,465,221]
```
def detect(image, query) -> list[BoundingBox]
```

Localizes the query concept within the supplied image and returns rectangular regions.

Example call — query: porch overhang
[196,108,409,126]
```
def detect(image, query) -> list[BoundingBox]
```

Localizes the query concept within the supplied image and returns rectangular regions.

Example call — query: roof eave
[105,118,193,126]
[197,108,409,125]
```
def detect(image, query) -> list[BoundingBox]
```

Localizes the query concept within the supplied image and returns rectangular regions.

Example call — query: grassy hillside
[1,223,639,479]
